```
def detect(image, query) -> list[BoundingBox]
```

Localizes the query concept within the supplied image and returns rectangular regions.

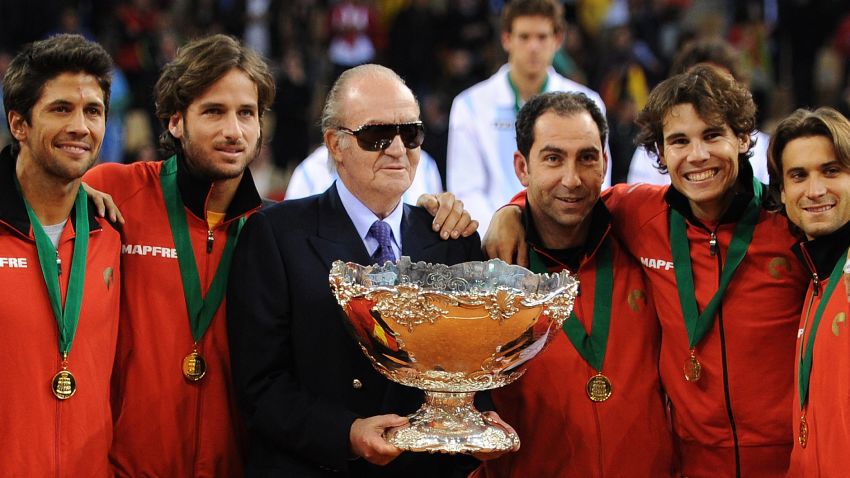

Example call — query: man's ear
[514,151,530,187]
[8,110,27,142]
[324,130,345,169]
[738,133,751,154]
[168,112,184,139]
[501,31,512,53]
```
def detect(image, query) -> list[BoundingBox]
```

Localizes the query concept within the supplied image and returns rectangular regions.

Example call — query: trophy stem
[385,391,520,454]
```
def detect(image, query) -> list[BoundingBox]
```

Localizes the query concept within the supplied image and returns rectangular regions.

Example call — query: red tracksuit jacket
[787,223,850,477]
[0,146,122,477]
[83,155,261,477]
[473,202,674,478]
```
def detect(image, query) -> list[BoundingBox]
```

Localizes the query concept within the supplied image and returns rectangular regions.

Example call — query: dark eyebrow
[539,145,566,155]
[45,98,105,110]
[577,146,601,155]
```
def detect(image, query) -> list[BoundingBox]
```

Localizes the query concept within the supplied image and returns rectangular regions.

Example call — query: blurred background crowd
[2,0,850,199]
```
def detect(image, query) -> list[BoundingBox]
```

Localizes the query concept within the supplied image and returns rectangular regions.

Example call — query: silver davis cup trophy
[329,257,578,454]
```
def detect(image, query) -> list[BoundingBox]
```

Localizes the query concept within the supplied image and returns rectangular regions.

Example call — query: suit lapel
[307,183,372,269]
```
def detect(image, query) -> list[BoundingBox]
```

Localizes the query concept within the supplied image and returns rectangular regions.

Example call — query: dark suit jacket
[227,184,483,477]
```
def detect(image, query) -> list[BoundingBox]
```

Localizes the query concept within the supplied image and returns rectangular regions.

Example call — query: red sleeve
[509,189,528,209]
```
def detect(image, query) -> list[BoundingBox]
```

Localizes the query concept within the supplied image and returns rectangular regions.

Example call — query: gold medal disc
[799,415,809,448]
[52,370,76,400]
[182,352,207,382]
[586,373,613,402]
[684,353,702,382]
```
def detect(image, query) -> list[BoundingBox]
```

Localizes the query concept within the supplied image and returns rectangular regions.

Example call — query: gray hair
[321,64,414,133]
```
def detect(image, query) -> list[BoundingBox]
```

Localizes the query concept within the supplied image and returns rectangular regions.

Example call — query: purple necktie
[369,220,396,265]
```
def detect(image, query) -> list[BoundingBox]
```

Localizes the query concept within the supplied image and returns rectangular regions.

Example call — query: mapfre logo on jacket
[0,257,28,268]
[640,256,674,271]
[121,243,178,259]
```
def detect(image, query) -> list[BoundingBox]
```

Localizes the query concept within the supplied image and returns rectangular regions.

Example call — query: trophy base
[385,391,520,454]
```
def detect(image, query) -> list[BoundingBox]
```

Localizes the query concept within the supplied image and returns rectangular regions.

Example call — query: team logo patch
[103,267,114,290]
[768,257,791,279]
[627,289,647,312]
[832,312,846,337]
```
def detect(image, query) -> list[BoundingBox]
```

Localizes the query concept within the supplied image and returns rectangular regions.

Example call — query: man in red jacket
[767,107,850,477]
[473,91,673,477]
[484,65,809,476]
[0,34,121,476]
[83,34,275,477]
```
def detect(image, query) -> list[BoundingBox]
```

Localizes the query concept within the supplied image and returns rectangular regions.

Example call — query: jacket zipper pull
[206,230,214,254]
[813,273,820,297]
[56,253,62,276]
[709,233,717,257]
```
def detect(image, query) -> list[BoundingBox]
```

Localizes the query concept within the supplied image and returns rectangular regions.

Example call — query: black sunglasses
[338,122,425,152]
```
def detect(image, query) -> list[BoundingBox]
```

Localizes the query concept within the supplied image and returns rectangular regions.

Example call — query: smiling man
[472,91,673,478]
[446,0,607,235]
[82,34,275,477]
[767,107,850,477]
[0,34,121,476]
[484,65,809,477]
[227,64,484,477]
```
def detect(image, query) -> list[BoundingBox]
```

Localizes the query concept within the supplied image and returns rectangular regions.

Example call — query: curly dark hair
[635,64,756,174]
[3,34,113,156]
[154,34,275,155]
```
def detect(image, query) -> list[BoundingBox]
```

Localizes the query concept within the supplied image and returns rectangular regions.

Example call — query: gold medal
[586,373,613,402]
[684,349,702,382]
[182,351,207,382]
[52,369,76,400]
[799,414,809,448]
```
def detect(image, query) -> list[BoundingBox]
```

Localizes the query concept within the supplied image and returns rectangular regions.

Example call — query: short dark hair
[516,91,608,159]
[3,34,112,155]
[670,38,743,80]
[500,0,565,34]
[768,107,850,191]
[154,34,275,155]
[635,64,756,173]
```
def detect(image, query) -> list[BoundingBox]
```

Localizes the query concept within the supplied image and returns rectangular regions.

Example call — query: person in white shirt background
[446,0,609,235]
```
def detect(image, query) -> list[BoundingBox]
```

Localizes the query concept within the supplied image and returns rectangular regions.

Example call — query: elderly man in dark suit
[227,64,483,477]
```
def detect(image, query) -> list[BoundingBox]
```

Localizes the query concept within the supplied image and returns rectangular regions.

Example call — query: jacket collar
[665,158,759,228]
[793,220,850,279]
[173,151,262,223]
[524,199,613,269]
[0,145,102,237]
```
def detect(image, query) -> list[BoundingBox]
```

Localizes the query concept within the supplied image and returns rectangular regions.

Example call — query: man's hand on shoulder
[482,206,526,266]
[349,414,407,466]
[417,192,478,240]
[82,182,125,224]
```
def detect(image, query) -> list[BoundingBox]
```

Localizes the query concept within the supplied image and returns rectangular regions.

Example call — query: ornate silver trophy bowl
[329,257,578,454]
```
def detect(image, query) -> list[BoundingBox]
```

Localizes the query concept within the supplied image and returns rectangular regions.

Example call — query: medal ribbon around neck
[17,179,89,358]
[508,73,549,115]
[160,156,245,342]
[798,255,844,410]
[529,239,613,372]
[670,177,763,349]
